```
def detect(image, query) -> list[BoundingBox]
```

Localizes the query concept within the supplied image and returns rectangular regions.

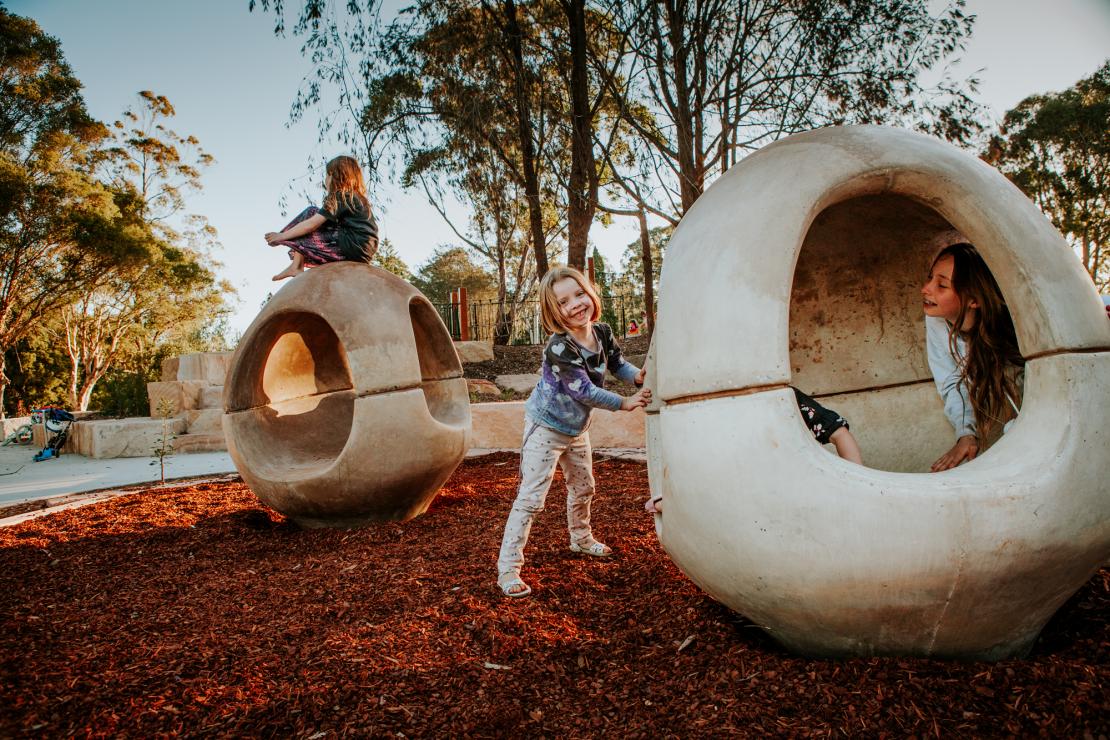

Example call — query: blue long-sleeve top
[925,315,976,439]
[524,322,641,436]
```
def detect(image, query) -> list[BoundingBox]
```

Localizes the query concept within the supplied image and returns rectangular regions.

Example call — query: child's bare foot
[644,497,662,514]
[272,265,301,281]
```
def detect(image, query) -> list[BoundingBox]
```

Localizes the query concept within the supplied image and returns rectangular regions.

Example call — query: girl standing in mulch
[922,242,1024,471]
[497,266,651,599]
[264,155,379,281]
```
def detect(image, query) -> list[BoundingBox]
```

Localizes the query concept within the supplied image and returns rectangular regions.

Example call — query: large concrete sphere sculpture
[223,262,470,527]
[646,125,1110,659]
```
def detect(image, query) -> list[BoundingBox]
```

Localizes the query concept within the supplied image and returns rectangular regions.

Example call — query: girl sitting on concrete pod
[264,155,379,281]
[496,266,651,598]
[922,242,1025,471]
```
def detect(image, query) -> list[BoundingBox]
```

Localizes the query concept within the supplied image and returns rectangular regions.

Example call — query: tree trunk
[563,0,597,271]
[637,208,655,338]
[494,237,511,345]
[662,1,702,213]
[67,359,81,410]
[501,0,549,277]
[77,377,98,412]
[0,354,7,420]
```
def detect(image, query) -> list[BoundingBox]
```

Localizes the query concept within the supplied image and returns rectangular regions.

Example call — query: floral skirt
[274,206,343,266]
[792,387,849,444]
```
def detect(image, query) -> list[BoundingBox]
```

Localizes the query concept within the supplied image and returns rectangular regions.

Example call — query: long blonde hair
[538,266,601,335]
[323,155,370,214]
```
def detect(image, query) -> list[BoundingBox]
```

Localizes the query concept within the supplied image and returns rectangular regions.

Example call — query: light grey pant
[497,422,597,578]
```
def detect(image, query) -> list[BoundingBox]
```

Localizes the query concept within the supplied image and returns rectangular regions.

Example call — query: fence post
[587,256,595,284]
[459,287,470,341]
[449,288,459,340]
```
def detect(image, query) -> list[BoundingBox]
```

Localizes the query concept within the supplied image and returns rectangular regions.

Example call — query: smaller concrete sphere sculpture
[222,262,470,527]
[647,125,1110,660]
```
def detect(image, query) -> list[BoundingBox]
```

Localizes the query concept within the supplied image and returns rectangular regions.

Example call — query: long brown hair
[537,266,601,335]
[936,243,1024,437]
[323,155,370,214]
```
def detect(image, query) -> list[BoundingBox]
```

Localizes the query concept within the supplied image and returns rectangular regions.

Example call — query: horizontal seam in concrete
[810,377,935,398]
[663,377,937,406]
[1022,346,1110,361]
[664,383,790,406]
[227,377,465,414]
[657,346,1110,408]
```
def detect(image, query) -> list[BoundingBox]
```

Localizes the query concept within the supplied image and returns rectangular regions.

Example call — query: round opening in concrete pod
[409,297,470,428]
[647,126,1110,659]
[788,193,991,473]
[225,311,354,478]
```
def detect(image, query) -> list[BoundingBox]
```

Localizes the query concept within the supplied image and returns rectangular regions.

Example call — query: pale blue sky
[9,0,1110,334]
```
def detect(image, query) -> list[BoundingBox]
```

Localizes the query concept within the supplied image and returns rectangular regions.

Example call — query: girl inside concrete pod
[923,242,1025,471]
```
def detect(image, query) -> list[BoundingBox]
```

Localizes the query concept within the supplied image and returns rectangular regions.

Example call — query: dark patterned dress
[274,195,379,266]
[273,206,343,265]
[792,387,849,444]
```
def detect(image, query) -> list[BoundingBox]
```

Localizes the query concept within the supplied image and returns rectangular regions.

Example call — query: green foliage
[411,246,497,304]
[985,60,1110,290]
[620,226,670,297]
[0,9,233,415]
[0,7,120,411]
[372,238,413,280]
[102,90,216,234]
[591,248,619,331]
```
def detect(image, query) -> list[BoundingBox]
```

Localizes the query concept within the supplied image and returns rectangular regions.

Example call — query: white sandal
[498,573,532,598]
[569,540,614,558]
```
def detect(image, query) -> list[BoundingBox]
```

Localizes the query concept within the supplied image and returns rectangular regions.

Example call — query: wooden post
[587,256,595,283]
[459,286,470,341]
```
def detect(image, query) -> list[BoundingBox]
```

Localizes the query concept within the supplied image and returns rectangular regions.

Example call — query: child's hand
[265,231,281,245]
[635,367,647,386]
[620,388,651,410]
[931,434,978,472]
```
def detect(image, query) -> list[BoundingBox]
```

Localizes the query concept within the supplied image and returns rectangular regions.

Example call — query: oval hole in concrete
[226,311,355,475]
[409,297,468,427]
[788,193,1015,473]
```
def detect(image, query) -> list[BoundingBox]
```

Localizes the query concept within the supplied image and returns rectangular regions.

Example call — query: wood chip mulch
[0,453,1106,737]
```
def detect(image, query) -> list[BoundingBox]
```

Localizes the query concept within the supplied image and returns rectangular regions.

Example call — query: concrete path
[0,444,236,506]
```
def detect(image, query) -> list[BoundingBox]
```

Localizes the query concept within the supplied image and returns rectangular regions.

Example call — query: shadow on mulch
[0,452,1106,737]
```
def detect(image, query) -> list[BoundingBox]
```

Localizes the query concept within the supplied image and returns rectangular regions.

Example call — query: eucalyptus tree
[55,189,228,411]
[101,90,216,237]
[985,61,1110,289]
[0,8,119,413]
[60,91,229,411]
[596,0,984,215]
[250,0,553,272]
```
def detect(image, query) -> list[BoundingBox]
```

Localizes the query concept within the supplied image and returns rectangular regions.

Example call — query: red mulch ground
[0,454,1106,738]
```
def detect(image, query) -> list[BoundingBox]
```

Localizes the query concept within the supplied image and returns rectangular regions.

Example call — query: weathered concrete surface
[71,417,186,459]
[467,379,502,398]
[223,262,471,527]
[182,408,224,435]
[494,373,540,394]
[1,416,31,439]
[471,401,644,449]
[171,352,233,385]
[147,380,205,417]
[454,340,494,363]
[648,125,1110,659]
